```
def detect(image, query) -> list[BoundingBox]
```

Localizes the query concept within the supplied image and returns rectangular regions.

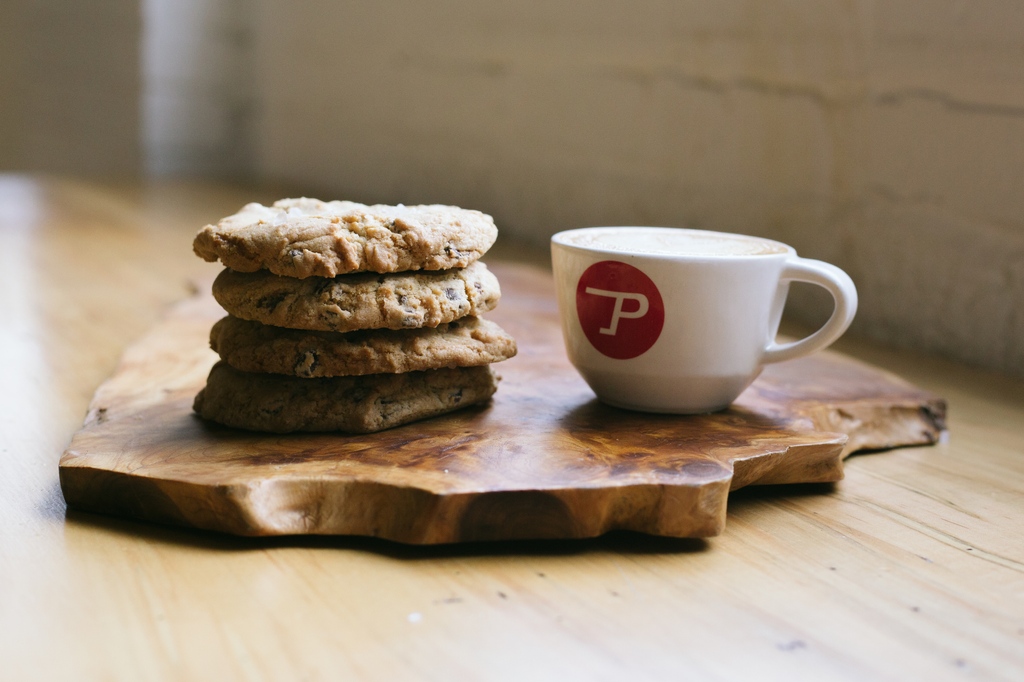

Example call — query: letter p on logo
[583,288,649,335]
[576,261,664,359]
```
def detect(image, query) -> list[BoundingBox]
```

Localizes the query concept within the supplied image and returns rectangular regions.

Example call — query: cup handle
[762,258,858,364]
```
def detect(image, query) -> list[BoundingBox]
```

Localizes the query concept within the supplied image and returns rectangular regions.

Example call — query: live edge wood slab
[59,263,946,544]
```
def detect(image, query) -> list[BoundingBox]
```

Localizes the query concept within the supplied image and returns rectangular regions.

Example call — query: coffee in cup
[550,226,858,413]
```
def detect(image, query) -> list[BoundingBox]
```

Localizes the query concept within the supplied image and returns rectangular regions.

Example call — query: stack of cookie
[190,198,516,433]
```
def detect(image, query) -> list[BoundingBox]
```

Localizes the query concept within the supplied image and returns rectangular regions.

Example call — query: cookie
[212,261,501,333]
[193,362,497,433]
[193,198,498,279]
[210,315,517,378]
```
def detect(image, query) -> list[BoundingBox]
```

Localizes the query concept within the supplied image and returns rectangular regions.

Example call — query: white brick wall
[251,1,1024,374]
[0,0,140,175]
[141,0,255,177]
[2,2,1022,374]
[0,0,253,177]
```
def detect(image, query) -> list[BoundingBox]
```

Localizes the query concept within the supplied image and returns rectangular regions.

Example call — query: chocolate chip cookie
[210,315,517,378]
[193,362,498,433]
[212,261,501,333]
[193,198,498,279]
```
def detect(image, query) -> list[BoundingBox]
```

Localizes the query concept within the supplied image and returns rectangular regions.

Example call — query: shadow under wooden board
[59,263,947,544]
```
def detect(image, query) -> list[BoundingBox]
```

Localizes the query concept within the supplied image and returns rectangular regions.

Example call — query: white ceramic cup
[550,226,858,413]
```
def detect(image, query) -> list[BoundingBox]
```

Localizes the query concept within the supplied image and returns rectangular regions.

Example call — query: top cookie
[193,198,498,279]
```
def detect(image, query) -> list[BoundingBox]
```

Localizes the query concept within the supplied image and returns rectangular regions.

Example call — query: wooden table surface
[2,175,1022,681]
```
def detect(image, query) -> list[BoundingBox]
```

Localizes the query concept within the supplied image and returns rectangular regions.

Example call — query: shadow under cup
[550,227,858,414]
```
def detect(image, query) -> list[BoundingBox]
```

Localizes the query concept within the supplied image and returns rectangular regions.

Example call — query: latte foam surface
[556,227,788,257]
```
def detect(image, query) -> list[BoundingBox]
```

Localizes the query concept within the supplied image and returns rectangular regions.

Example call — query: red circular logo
[576,261,664,359]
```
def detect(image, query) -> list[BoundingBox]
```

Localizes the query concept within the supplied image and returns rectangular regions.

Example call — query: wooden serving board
[59,263,946,543]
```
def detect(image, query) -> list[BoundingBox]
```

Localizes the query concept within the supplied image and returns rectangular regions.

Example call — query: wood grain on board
[59,263,946,543]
